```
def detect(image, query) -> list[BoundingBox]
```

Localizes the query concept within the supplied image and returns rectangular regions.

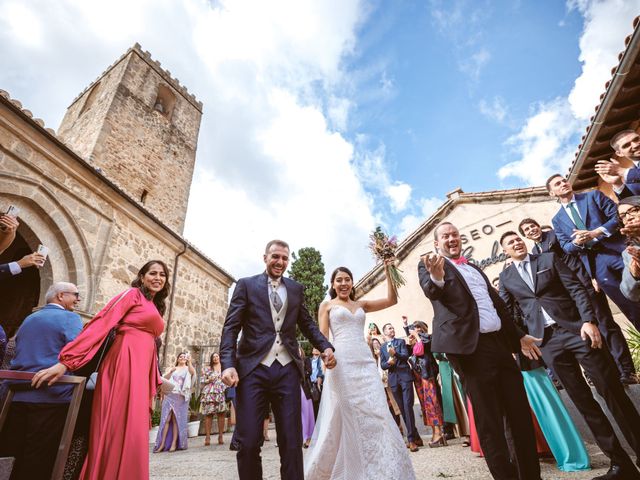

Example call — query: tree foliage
[288,247,327,323]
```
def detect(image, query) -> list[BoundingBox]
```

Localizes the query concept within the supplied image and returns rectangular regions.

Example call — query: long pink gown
[59,288,164,480]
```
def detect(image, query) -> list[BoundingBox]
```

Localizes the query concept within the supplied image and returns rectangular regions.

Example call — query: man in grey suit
[499,231,640,480]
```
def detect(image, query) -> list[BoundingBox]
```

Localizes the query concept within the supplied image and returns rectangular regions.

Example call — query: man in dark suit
[518,218,637,384]
[595,129,640,198]
[499,231,640,479]
[0,252,44,280]
[380,323,422,451]
[220,239,335,480]
[548,174,640,331]
[418,222,541,480]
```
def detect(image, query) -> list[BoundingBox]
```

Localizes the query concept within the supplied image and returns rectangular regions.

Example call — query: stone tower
[57,43,202,233]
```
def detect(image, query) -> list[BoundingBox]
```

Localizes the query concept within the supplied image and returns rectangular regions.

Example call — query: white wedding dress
[304,305,416,480]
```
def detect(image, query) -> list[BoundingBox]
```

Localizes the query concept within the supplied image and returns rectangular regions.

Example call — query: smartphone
[5,205,19,217]
[36,244,49,266]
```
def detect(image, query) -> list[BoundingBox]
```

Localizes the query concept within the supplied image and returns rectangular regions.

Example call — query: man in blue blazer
[0,282,82,480]
[220,239,335,480]
[380,323,422,451]
[595,129,640,198]
[548,174,640,332]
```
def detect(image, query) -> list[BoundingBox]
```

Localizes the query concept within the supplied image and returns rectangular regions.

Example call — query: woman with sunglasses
[618,196,640,307]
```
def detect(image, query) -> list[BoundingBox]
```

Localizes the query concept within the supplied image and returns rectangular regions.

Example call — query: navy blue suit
[380,337,419,442]
[552,190,640,329]
[220,272,332,480]
[617,165,640,199]
[533,229,636,377]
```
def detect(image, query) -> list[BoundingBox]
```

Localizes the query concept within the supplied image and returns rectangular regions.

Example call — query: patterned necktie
[270,281,283,312]
[518,261,534,291]
[451,256,468,265]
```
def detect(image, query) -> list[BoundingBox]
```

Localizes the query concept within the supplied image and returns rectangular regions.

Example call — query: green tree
[288,247,327,324]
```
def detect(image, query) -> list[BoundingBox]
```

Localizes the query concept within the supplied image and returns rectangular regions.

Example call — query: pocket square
[536,268,550,275]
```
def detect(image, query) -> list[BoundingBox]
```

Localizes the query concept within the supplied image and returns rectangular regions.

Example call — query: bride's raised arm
[360,260,398,313]
[318,301,331,338]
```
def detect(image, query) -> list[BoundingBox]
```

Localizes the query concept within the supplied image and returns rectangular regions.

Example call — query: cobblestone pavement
[150,432,612,479]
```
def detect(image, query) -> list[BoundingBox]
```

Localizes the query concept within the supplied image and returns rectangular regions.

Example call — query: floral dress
[199,366,228,415]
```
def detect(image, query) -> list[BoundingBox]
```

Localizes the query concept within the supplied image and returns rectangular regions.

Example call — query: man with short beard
[418,222,541,480]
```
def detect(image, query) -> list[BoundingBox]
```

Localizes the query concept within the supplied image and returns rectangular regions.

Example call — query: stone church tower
[57,43,202,233]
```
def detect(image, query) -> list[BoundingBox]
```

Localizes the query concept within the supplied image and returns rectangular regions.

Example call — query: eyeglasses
[619,206,640,222]
[63,291,81,299]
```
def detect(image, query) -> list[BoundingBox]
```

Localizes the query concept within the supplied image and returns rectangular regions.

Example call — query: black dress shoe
[229,441,240,451]
[592,464,640,480]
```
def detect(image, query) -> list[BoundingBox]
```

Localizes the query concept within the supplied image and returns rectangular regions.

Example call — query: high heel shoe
[428,436,447,448]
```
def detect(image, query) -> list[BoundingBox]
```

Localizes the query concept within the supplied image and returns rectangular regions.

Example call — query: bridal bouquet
[368,227,406,289]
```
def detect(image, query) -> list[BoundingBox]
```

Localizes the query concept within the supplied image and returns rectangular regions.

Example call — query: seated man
[0,282,83,480]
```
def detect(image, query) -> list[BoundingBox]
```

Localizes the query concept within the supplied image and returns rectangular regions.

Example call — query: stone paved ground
[150,433,613,479]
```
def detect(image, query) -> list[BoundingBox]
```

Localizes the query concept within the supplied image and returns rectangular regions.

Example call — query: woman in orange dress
[33,260,170,480]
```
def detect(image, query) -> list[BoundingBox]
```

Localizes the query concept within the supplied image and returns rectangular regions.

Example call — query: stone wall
[0,95,232,369]
[57,46,202,234]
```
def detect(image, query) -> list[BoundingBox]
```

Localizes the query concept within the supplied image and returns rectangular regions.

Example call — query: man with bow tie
[418,222,541,480]
[380,323,422,451]
[499,231,640,480]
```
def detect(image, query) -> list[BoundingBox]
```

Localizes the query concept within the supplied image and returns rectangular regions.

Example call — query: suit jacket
[417,259,522,355]
[220,273,333,380]
[618,166,640,198]
[379,337,413,387]
[498,253,596,341]
[533,229,592,287]
[0,263,14,281]
[621,246,640,302]
[551,190,626,275]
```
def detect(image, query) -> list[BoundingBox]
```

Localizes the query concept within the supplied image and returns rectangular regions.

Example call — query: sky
[1,0,639,281]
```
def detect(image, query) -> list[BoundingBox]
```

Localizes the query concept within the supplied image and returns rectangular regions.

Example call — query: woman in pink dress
[32,260,170,480]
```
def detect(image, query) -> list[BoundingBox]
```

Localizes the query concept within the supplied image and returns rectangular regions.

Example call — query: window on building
[153,85,176,120]
[79,82,101,116]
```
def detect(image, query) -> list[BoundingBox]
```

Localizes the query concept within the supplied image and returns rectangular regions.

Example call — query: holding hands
[321,348,337,369]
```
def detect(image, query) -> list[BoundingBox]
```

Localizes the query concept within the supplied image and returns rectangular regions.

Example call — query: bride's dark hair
[329,266,356,300]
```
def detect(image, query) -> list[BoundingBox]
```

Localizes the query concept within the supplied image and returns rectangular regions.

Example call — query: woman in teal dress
[511,300,590,472]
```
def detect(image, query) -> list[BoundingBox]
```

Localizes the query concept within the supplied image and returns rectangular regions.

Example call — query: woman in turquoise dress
[510,299,590,472]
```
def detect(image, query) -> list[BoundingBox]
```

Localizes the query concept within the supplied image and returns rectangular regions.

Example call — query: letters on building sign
[424,220,512,270]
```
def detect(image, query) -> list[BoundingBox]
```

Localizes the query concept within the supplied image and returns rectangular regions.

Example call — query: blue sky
[0,0,638,279]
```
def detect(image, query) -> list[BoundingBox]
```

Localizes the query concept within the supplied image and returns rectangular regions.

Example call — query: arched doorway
[0,230,45,338]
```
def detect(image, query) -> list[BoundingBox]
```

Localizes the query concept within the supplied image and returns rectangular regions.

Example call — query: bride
[304,263,416,480]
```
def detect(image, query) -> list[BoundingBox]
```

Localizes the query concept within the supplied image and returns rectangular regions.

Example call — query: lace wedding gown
[304,305,416,480]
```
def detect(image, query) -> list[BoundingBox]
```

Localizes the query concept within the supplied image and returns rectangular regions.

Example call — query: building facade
[0,44,234,368]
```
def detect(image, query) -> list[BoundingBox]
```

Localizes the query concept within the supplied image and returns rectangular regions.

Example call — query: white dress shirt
[431,259,502,333]
[260,276,293,367]
[512,255,555,327]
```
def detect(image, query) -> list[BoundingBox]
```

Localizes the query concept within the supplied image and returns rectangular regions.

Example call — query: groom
[220,239,336,480]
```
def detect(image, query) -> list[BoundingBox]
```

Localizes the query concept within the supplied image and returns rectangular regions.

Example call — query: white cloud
[499,0,640,185]
[397,196,444,240]
[479,96,508,123]
[459,48,491,81]
[0,0,410,281]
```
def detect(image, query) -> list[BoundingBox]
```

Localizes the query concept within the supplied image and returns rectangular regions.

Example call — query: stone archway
[0,173,95,318]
